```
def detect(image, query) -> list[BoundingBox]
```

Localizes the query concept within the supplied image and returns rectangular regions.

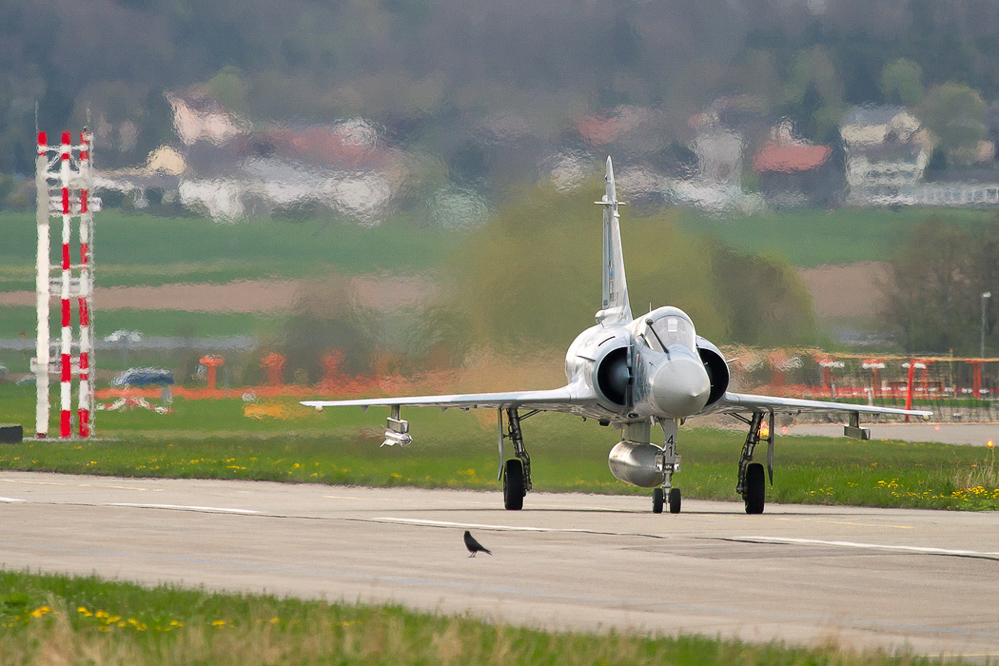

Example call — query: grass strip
[0,394,997,510]
[0,570,954,665]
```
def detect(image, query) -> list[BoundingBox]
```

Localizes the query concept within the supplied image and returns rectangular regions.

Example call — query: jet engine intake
[608,440,665,487]
[595,346,631,407]
[696,338,730,408]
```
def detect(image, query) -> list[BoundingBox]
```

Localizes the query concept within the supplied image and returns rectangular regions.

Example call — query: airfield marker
[59,131,72,438]
[33,129,96,438]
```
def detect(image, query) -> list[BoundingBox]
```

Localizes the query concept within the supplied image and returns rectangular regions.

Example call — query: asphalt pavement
[2,472,998,659]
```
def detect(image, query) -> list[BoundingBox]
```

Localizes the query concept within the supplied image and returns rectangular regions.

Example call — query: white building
[840,106,932,206]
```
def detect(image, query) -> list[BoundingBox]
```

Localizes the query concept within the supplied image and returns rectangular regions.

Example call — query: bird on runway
[464,530,491,557]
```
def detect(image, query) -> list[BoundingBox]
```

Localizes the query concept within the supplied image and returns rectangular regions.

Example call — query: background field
[3,206,995,285]
[3,204,996,375]
[681,206,997,268]
[0,210,462,289]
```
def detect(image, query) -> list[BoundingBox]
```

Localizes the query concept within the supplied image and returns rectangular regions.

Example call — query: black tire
[503,459,525,511]
[668,487,682,514]
[652,487,664,514]
[744,462,766,515]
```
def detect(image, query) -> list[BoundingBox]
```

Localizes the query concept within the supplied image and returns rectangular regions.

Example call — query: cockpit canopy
[637,307,696,353]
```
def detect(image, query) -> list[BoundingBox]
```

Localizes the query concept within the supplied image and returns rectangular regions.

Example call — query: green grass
[678,206,998,268]
[0,210,463,289]
[0,382,996,511]
[0,570,954,665]
[3,207,996,294]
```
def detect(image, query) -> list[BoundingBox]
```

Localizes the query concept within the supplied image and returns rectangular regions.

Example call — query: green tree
[778,47,846,141]
[918,82,987,167]
[203,66,251,115]
[445,178,816,351]
[884,220,999,354]
[710,247,816,348]
[880,58,924,106]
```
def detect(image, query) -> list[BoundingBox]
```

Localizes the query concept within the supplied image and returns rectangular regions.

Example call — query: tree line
[2,0,999,183]
[885,218,999,356]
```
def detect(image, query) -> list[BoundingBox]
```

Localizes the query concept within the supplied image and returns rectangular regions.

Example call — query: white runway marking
[735,536,999,559]
[373,517,587,532]
[107,503,259,515]
[0,497,25,503]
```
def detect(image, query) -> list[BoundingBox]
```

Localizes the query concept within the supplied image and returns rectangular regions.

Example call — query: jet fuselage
[564,306,719,425]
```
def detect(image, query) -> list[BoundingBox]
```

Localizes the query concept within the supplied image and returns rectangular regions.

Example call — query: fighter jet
[303,157,931,515]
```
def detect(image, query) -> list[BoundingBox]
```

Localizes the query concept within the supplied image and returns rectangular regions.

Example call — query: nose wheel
[651,418,682,514]
[652,487,681,514]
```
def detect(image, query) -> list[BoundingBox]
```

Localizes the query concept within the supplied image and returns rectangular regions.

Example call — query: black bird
[464,530,491,557]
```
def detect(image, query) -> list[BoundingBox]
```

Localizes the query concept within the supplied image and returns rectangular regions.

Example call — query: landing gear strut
[499,408,537,510]
[732,411,774,514]
[653,418,681,514]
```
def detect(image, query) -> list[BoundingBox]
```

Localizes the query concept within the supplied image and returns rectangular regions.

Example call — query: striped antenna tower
[33,130,96,439]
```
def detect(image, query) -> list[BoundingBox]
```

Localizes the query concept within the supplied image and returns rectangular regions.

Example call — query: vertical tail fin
[595,156,632,325]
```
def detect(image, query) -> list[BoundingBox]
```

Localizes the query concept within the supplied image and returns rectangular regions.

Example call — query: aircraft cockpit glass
[641,310,695,352]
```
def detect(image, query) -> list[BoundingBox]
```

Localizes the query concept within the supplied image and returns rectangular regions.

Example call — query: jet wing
[705,392,932,418]
[302,385,586,412]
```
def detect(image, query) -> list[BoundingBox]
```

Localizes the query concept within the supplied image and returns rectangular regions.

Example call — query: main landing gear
[499,408,537,510]
[733,411,774,514]
[652,418,681,514]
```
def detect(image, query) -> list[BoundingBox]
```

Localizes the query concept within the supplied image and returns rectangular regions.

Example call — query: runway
[786,422,999,446]
[2,471,998,658]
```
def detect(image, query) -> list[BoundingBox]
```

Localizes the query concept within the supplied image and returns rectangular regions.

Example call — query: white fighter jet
[303,157,931,514]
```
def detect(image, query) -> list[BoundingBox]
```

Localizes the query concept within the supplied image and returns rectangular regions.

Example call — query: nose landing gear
[652,418,682,514]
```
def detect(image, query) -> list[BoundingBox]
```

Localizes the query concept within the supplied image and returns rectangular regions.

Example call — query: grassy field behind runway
[0,569,952,665]
[0,211,463,289]
[2,207,995,281]
[0,384,996,510]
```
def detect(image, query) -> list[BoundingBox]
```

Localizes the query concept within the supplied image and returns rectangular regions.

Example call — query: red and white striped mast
[59,131,73,438]
[34,130,96,439]
[78,130,94,437]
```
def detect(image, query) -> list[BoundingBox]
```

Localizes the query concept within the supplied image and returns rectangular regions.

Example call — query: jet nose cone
[650,355,711,418]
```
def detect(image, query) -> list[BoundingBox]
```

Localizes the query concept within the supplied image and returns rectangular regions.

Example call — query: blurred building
[752,120,838,208]
[840,106,932,206]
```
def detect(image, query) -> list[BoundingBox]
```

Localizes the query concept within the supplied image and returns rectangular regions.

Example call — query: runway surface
[786,422,999,445]
[2,471,998,658]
